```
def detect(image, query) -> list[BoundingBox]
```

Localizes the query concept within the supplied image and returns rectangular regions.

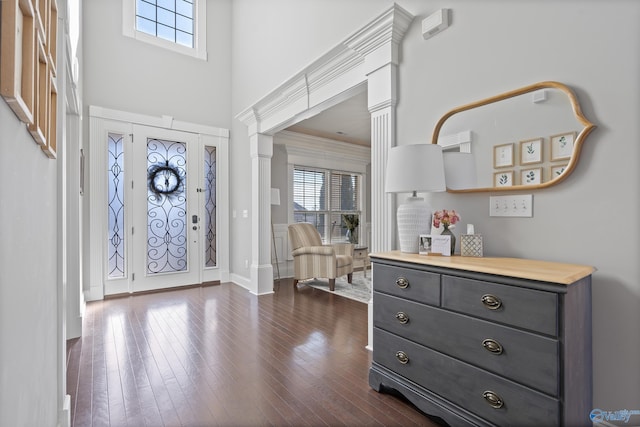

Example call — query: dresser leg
[329,278,335,291]
[347,273,353,284]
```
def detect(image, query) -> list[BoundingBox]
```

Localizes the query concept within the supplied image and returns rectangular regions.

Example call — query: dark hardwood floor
[66,278,440,427]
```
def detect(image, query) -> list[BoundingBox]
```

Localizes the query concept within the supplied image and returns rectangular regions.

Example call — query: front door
[131,125,201,292]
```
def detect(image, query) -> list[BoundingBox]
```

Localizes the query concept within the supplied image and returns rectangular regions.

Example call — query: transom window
[293,166,361,244]
[122,0,207,60]
[136,0,194,47]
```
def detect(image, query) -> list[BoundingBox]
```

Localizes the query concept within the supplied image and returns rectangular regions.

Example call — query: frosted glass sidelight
[204,146,217,267]
[108,133,126,279]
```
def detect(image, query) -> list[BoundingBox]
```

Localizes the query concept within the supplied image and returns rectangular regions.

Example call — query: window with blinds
[293,167,361,243]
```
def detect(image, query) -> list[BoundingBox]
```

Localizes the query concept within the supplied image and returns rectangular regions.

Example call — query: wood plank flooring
[66,279,441,427]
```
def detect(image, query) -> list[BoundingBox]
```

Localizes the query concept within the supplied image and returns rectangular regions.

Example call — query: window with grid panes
[293,167,361,243]
[122,0,207,59]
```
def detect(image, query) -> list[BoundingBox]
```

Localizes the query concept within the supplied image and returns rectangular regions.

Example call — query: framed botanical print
[521,167,542,185]
[550,132,576,161]
[494,170,514,187]
[493,143,514,168]
[550,164,568,180]
[519,138,543,165]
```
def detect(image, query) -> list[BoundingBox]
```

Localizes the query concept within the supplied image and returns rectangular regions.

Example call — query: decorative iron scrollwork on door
[146,139,188,274]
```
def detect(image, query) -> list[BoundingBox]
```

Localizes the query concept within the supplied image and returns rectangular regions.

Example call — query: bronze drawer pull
[482,339,503,355]
[395,351,409,364]
[395,277,410,289]
[482,391,504,409]
[395,312,409,324]
[481,294,502,310]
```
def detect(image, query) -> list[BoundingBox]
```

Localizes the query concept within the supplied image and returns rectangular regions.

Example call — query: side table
[353,246,371,277]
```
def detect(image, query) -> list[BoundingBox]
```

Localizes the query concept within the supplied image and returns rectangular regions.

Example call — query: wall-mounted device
[422,9,450,40]
[489,194,533,217]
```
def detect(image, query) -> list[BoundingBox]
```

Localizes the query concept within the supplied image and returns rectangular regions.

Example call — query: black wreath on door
[148,161,183,196]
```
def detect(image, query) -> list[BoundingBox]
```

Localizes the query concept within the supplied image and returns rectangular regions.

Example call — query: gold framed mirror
[431,81,596,192]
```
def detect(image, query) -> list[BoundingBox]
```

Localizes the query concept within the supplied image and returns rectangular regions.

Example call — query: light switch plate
[489,194,533,217]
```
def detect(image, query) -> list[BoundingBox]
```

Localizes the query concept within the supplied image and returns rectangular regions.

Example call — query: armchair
[288,222,354,291]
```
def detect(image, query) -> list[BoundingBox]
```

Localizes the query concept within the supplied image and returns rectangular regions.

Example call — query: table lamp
[385,144,446,253]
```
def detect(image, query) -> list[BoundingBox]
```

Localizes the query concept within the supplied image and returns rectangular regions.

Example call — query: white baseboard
[229,273,251,291]
[84,286,104,302]
[58,394,70,427]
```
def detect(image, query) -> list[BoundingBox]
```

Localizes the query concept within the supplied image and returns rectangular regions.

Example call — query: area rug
[301,274,371,304]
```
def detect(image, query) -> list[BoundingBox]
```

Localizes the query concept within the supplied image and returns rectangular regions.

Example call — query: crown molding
[236,3,415,135]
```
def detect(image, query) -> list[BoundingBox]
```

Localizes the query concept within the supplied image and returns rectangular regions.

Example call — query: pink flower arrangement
[433,209,461,230]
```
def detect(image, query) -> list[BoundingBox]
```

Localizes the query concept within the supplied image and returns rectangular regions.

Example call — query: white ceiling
[285,91,371,146]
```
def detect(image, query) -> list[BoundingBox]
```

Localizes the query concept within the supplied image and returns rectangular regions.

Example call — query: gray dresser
[369,252,593,426]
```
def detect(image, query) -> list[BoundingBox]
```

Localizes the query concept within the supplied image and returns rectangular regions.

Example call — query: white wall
[82,0,232,127]
[231,0,640,412]
[0,101,59,425]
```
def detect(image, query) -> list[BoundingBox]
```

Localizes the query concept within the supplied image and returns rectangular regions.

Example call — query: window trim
[122,0,207,60]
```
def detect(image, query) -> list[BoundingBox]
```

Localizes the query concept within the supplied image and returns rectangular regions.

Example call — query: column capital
[249,133,274,158]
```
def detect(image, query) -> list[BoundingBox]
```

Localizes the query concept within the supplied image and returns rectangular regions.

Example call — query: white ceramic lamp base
[397,196,432,253]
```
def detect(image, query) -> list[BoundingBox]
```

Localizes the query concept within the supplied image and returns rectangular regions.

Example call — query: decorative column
[345,4,413,254]
[369,96,396,254]
[350,4,413,351]
[366,65,398,352]
[249,132,275,295]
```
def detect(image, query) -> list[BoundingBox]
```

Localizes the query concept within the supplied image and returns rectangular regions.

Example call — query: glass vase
[442,226,456,255]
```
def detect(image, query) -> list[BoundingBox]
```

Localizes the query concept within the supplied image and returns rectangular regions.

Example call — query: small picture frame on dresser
[419,235,432,255]
[430,234,451,256]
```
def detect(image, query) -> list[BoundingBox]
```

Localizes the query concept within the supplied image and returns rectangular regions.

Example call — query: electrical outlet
[489,194,533,217]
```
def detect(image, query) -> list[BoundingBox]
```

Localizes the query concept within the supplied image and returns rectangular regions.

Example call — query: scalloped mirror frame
[431,81,596,193]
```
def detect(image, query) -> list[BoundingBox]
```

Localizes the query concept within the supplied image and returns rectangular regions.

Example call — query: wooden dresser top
[369,251,595,285]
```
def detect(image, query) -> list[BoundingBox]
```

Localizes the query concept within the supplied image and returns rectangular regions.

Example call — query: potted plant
[342,214,359,244]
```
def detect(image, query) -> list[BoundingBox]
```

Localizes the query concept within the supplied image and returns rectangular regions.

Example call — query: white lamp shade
[385,144,446,253]
[443,152,477,190]
[385,144,446,193]
[270,188,280,206]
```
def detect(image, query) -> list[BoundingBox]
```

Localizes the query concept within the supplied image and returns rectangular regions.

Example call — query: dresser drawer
[373,328,560,426]
[374,292,559,396]
[442,275,558,336]
[373,263,440,306]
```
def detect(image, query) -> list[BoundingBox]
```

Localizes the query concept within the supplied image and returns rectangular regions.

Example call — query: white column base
[251,263,275,295]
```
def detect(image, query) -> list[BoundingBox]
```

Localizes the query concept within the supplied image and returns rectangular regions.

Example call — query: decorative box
[460,234,483,257]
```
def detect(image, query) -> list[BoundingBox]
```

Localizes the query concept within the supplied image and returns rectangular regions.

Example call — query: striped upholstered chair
[288,222,354,291]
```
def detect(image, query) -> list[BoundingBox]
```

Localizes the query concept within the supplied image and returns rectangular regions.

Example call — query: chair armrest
[292,246,335,257]
[332,243,354,257]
